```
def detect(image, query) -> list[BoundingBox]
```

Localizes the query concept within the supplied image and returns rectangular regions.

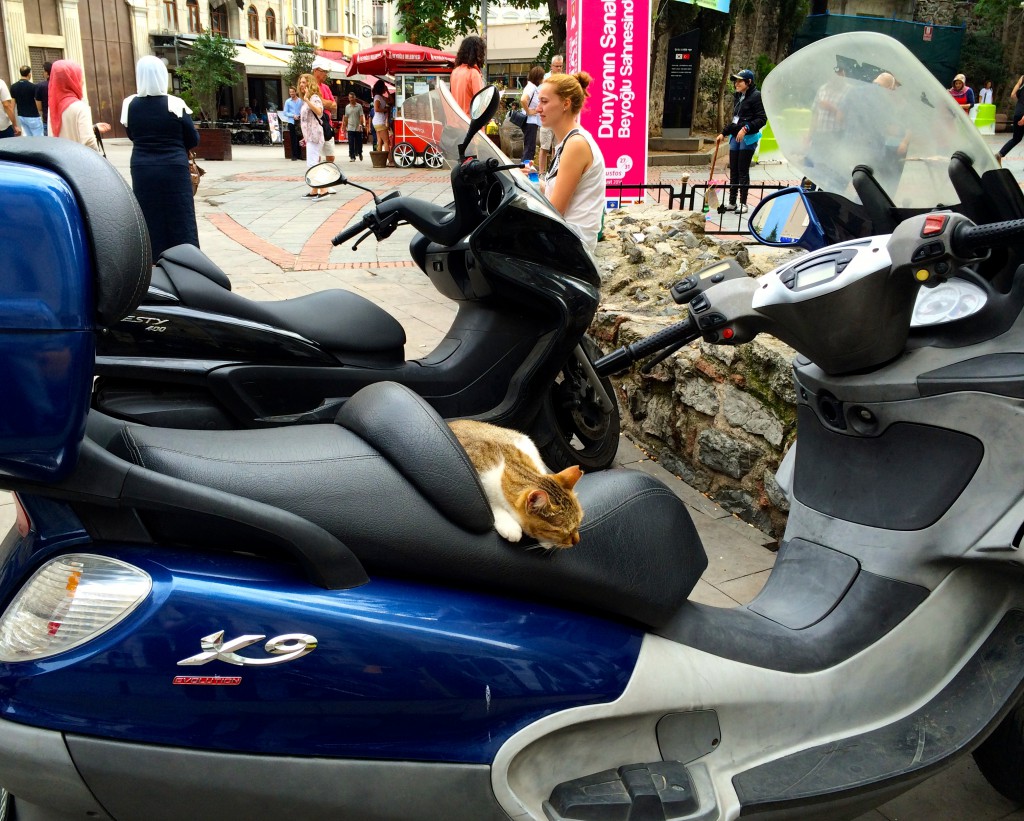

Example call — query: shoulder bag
[188,151,205,196]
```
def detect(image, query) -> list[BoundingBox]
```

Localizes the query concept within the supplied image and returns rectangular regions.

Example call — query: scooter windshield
[397,82,510,168]
[762,32,996,208]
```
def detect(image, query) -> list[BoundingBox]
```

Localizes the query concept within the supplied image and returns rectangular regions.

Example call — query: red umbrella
[346,44,456,77]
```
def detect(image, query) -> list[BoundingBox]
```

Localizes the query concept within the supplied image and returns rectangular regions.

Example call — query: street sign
[566,0,652,205]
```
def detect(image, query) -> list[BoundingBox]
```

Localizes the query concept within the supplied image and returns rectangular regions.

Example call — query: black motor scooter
[90,87,620,471]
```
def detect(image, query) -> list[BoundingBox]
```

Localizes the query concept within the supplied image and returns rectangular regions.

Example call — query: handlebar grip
[332,215,371,246]
[593,317,700,377]
[953,218,1024,257]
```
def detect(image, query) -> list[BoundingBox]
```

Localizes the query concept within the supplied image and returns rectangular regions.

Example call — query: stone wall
[593,205,801,537]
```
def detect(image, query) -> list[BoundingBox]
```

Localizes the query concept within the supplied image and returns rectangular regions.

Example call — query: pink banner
[566,0,650,205]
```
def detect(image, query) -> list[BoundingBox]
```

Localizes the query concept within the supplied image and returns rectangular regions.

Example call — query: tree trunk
[648,12,671,138]
[548,0,566,57]
[1014,8,1024,76]
[717,19,736,133]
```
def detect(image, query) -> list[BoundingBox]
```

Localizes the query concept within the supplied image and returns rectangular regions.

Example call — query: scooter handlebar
[332,216,371,247]
[593,316,701,377]
[953,217,1024,258]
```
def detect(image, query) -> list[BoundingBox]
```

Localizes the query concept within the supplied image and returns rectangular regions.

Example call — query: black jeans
[729,146,756,205]
[348,130,363,159]
[522,123,539,165]
[288,122,302,159]
[999,117,1024,158]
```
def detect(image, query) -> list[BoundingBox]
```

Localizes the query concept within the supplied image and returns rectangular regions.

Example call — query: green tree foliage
[179,32,241,121]
[959,32,1007,91]
[754,53,776,84]
[395,0,562,57]
[286,35,316,90]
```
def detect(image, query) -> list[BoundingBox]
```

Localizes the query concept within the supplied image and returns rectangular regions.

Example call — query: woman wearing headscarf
[120,55,200,257]
[49,60,109,151]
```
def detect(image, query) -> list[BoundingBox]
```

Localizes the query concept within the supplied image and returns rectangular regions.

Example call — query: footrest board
[733,610,1024,816]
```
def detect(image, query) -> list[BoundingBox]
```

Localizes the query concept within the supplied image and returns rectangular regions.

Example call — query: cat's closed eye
[449,419,584,548]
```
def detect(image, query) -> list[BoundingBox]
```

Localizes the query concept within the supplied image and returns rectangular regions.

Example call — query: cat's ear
[526,489,549,513]
[555,466,584,489]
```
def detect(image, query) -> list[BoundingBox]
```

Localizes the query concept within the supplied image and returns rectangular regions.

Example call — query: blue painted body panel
[0,162,94,482]
[0,537,642,763]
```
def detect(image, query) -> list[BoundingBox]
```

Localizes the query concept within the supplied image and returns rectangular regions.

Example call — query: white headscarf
[120,56,193,126]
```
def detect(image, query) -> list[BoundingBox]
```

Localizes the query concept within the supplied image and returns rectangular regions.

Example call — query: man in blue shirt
[281,85,303,160]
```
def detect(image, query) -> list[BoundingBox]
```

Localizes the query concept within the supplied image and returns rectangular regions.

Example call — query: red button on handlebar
[922,215,948,237]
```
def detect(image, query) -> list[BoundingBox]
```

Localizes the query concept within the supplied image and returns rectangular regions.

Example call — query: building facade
[0,0,387,135]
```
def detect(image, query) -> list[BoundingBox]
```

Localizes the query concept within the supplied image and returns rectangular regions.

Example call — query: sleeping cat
[449,419,584,548]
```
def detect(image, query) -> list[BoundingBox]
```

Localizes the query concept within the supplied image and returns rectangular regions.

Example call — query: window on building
[210,3,228,34]
[163,0,178,30]
[248,5,259,38]
[344,0,356,35]
[312,0,318,32]
[371,1,385,36]
[187,0,200,32]
[301,0,309,27]
[265,8,276,39]
[326,0,338,31]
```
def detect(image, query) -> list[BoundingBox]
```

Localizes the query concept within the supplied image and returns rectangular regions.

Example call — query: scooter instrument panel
[753,238,885,310]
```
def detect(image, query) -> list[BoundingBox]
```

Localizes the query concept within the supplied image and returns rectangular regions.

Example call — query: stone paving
[2,135,1024,819]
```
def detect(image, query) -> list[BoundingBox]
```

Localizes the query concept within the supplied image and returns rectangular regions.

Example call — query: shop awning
[233,44,288,76]
[315,52,394,92]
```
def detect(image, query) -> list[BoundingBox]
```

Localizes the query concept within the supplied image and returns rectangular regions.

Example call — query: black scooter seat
[102,382,707,629]
[150,245,406,356]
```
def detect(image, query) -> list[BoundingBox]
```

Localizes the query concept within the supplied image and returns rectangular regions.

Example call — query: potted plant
[179,32,241,161]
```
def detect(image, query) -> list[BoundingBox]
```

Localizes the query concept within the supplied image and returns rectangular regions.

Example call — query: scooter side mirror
[749,187,828,252]
[305,162,345,189]
[459,86,500,160]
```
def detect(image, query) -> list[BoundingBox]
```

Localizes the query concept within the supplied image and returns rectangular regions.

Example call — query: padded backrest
[0,140,149,482]
[336,382,493,533]
[0,139,151,327]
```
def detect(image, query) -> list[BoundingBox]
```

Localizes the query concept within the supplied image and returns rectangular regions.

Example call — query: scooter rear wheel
[535,336,621,472]
[974,697,1024,801]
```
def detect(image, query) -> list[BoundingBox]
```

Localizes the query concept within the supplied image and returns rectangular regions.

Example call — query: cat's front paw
[494,512,523,543]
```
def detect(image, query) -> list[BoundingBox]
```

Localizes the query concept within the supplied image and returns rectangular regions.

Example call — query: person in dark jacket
[715,69,768,214]
[120,55,200,258]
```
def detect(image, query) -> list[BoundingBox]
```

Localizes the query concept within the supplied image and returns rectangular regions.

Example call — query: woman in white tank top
[535,72,606,252]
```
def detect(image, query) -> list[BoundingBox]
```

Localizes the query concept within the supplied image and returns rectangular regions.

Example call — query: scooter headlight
[0,554,151,662]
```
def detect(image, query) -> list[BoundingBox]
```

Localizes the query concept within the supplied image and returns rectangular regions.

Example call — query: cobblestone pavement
[2,136,1023,819]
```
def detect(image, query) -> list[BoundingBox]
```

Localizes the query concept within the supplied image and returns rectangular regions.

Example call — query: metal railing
[606,180,793,236]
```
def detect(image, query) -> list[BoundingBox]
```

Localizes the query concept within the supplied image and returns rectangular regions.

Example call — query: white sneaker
[736,203,749,214]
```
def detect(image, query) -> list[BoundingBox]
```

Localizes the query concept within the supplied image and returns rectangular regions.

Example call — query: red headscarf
[48,60,85,138]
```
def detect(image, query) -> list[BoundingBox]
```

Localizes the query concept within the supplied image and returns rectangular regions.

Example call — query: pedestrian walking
[344,91,366,162]
[312,58,337,165]
[715,69,767,214]
[535,71,606,252]
[520,65,543,166]
[949,74,975,116]
[12,67,42,136]
[36,62,51,135]
[281,85,303,160]
[996,74,1024,167]
[120,55,200,258]
[48,60,108,150]
[298,73,327,199]
[537,53,564,174]
[450,35,485,116]
[0,75,18,138]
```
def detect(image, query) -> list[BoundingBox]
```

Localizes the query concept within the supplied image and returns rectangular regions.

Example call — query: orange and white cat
[449,419,584,548]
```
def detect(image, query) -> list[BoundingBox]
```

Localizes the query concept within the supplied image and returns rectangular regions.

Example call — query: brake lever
[640,339,690,374]
[352,230,374,251]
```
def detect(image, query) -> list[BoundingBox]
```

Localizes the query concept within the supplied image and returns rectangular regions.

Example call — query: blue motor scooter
[5,36,1024,821]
